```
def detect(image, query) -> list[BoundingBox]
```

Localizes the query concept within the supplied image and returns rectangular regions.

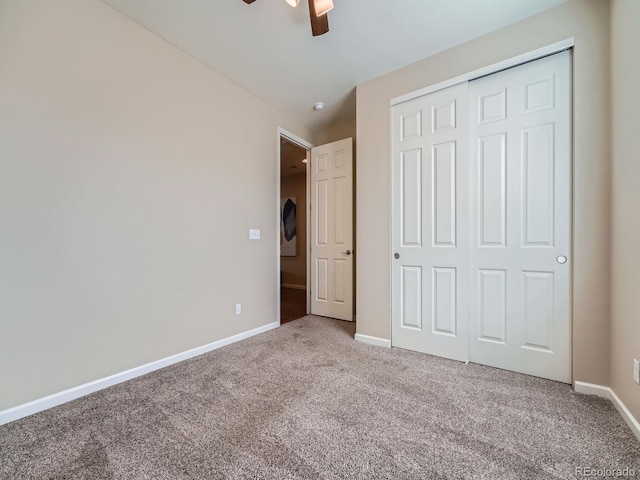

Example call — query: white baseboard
[574,381,640,442]
[0,321,279,426]
[354,333,391,348]
[574,381,610,398]
[281,284,306,291]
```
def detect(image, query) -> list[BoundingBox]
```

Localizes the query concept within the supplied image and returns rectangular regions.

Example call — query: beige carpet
[1,316,638,479]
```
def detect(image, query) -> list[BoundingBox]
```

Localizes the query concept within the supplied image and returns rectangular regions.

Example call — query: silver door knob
[341,249,352,256]
[394,253,400,259]
[557,255,567,264]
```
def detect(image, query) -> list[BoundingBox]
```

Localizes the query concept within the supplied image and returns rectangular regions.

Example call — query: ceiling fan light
[285,0,300,6]
[313,0,334,16]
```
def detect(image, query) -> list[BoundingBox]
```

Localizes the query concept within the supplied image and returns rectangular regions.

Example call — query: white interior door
[468,51,572,383]
[310,138,353,321]
[391,83,469,361]
[390,51,572,383]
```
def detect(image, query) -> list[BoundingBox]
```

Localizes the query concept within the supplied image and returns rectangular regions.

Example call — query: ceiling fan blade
[308,0,329,36]
[242,0,256,4]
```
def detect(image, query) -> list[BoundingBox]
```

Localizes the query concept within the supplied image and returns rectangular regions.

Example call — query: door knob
[557,255,567,264]
[341,249,352,256]
[394,253,400,259]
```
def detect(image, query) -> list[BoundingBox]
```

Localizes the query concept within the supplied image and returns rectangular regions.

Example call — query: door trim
[390,38,574,106]
[277,127,313,325]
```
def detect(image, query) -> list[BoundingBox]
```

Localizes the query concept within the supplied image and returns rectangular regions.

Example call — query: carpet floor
[1,316,638,479]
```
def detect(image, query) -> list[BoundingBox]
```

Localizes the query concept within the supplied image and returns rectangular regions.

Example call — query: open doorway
[279,134,311,324]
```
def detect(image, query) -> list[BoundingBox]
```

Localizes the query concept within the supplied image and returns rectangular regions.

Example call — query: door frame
[277,127,314,324]
[389,38,575,377]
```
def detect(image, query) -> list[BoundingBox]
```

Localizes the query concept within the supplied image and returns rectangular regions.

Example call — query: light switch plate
[235,303,242,315]
[634,359,639,385]
[249,229,260,240]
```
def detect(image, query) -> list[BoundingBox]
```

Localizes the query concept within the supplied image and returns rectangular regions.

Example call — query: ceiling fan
[242,0,334,36]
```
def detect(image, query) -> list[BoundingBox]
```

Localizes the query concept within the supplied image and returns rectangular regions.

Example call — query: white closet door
[391,83,469,361]
[468,51,572,382]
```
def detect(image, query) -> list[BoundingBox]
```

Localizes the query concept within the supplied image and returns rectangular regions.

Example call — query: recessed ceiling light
[313,102,325,111]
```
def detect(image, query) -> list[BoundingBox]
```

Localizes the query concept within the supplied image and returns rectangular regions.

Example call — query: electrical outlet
[235,303,241,315]
[249,229,260,240]
[634,359,639,385]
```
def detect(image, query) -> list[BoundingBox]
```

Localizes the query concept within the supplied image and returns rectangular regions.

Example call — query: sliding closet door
[391,83,469,362]
[468,51,572,383]
[390,52,572,382]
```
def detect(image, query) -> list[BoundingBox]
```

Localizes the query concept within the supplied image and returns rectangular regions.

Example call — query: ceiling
[100,0,567,131]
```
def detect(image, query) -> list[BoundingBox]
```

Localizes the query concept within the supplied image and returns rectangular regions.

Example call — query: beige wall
[280,173,307,287]
[0,0,313,411]
[610,0,640,421]
[314,119,356,146]
[356,0,611,386]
